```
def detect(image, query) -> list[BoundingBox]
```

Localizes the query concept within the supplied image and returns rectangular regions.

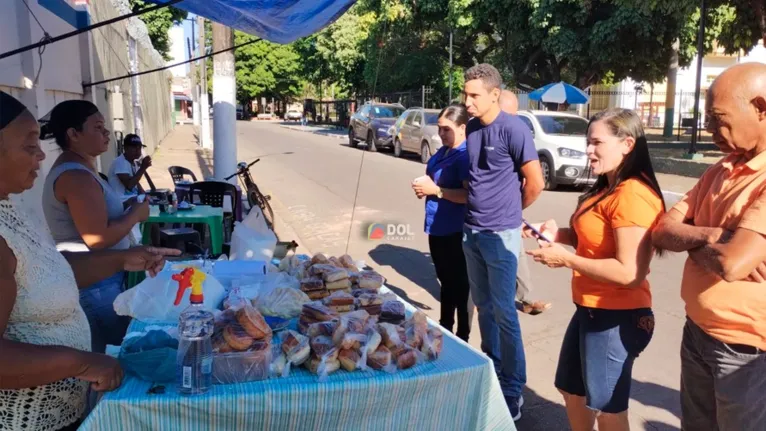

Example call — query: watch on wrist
[436,188,444,199]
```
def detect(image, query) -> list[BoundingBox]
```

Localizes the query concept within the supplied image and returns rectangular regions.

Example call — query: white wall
[1,0,173,223]
[168,25,188,77]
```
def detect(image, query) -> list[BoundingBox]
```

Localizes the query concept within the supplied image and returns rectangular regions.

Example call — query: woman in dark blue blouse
[412,103,471,341]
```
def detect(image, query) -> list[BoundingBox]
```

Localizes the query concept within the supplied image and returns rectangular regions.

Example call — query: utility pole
[448,31,453,102]
[212,23,237,182]
[688,0,706,157]
[188,37,199,127]
[198,16,211,149]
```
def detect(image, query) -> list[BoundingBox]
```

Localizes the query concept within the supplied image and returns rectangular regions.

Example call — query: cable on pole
[83,37,260,88]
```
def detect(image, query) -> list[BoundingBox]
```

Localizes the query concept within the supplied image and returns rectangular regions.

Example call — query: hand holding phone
[522,219,552,243]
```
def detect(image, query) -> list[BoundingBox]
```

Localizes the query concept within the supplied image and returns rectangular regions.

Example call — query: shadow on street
[631,379,682,421]
[515,386,569,430]
[368,243,440,306]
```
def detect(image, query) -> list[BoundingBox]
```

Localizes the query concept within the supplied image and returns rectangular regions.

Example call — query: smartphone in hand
[523,219,551,243]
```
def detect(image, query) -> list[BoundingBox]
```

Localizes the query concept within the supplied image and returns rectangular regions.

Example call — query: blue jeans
[79,272,130,353]
[462,227,526,398]
[555,306,654,413]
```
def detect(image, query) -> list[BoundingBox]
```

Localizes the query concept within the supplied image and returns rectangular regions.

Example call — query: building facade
[0,0,174,221]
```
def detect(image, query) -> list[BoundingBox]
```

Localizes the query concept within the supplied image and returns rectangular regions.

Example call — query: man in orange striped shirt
[653,63,766,430]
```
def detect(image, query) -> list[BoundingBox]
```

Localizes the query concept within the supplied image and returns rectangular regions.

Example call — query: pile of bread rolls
[298,253,385,301]
[272,302,444,378]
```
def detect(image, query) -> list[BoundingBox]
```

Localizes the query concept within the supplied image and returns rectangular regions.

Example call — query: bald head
[707,63,766,155]
[499,90,518,114]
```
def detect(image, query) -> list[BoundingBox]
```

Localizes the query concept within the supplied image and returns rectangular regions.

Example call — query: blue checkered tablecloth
[80,300,514,430]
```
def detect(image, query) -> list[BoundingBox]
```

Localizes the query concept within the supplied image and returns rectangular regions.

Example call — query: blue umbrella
[528,82,590,105]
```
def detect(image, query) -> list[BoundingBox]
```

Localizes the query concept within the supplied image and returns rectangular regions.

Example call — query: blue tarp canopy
[150,0,357,44]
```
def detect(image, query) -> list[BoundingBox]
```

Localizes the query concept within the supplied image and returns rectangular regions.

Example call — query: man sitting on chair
[108,133,151,198]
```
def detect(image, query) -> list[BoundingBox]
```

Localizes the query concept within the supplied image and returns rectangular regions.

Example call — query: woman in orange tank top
[525,108,665,431]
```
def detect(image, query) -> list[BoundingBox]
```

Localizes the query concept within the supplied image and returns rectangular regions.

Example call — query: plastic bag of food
[378,322,405,349]
[118,328,178,383]
[379,300,406,324]
[254,287,310,319]
[113,264,227,322]
[212,339,272,384]
[403,311,429,349]
[222,287,250,310]
[306,320,339,338]
[421,327,444,360]
[308,335,340,382]
[366,344,396,373]
[309,264,349,282]
[282,330,310,366]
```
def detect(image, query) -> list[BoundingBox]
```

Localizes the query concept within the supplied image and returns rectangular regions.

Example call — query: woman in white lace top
[0,92,179,431]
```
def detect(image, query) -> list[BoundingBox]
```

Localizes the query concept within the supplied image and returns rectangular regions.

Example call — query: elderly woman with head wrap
[0,91,178,430]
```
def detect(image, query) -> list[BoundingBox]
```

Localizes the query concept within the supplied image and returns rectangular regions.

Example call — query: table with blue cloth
[80,292,515,430]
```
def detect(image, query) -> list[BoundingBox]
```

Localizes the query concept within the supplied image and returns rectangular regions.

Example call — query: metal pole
[689,0,706,154]
[188,37,200,126]
[448,31,453,102]
[212,23,237,182]
[422,85,425,108]
[198,16,211,149]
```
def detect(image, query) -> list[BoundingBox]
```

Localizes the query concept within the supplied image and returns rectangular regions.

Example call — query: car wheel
[348,128,357,148]
[540,155,557,190]
[420,141,430,164]
[367,131,377,152]
[393,138,402,158]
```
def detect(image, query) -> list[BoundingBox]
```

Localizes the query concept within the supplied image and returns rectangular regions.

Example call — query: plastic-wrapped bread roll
[339,348,361,371]
[325,278,352,291]
[328,256,344,268]
[307,320,340,338]
[367,345,392,370]
[396,348,418,369]
[302,302,339,322]
[339,254,360,272]
[310,335,339,362]
[223,324,256,351]
[421,327,444,360]
[307,357,341,375]
[378,322,405,349]
[236,304,272,340]
[311,253,330,265]
[365,330,382,356]
[358,271,384,290]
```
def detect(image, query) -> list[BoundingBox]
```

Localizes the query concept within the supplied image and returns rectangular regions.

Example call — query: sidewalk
[145,124,307,247]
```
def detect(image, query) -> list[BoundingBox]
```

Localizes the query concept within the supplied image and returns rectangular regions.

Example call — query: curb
[280,125,346,140]
[650,155,712,179]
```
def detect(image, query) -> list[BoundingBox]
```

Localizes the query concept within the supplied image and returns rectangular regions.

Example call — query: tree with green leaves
[128,0,188,60]
[233,32,304,108]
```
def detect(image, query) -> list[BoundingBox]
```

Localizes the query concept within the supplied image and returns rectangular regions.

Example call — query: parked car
[284,109,302,121]
[516,110,595,190]
[348,102,405,152]
[236,106,244,120]
[388,108,441,163]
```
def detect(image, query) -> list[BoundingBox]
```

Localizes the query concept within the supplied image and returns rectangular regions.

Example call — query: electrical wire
[21,0,52,87]
[0,0,184,61]
[343,9,390,255]
[83,37,260,88]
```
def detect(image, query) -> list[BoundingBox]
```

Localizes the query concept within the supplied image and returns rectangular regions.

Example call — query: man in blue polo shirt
[462,64,544,421]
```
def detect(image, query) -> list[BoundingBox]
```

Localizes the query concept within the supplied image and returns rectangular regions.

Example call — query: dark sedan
[348,102,405,152]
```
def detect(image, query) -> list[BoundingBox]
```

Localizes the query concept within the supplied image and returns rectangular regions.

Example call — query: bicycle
[224,159,275,231]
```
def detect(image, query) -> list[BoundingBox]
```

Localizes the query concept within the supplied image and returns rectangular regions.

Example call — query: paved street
[193,121,700,430]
